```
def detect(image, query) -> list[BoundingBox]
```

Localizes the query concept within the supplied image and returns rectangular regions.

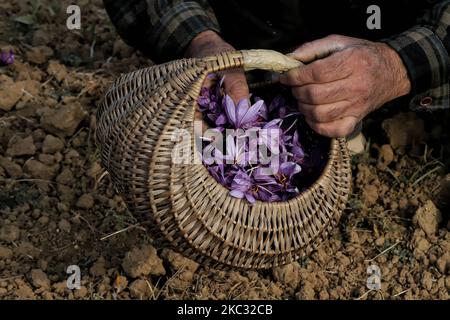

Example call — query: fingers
[287,35,350,63]
[222,69,250,103]
[298,100,351,123]
[291,81,350,105]
[305,116,358,138]
[279,51,351,87]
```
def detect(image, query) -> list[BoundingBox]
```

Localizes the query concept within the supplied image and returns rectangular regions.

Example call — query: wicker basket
[96,50,352,269]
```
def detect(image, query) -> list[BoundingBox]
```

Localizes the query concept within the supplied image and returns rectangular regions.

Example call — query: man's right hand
[185,30,249,104]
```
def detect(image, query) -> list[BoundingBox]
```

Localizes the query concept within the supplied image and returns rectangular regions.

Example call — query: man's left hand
[279,35,411,138]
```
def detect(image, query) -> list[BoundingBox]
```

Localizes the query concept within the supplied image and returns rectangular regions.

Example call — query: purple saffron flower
[290,131,305,162]
[229,169,256,203]
[224,95,264,129]
[0,49,14,66]
[197,74,317,203]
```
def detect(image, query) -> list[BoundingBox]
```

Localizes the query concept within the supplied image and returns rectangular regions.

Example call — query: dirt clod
[0,225,21,242]
[122,245,165,278]
[378,144,394,166]
[47,60,67,82]
[362,184,379,206]
[0,78,23,111]
[76,194,94,209]
[161,249,199,288]
[0,156,23,178]
[6,135,36,157]
[42,135,64,154]
[40,102,87,138]
[26,46,53,64]
[413,200,442,237]
[23,159,59,180]
[0,245,13,259]
[30,269,51,289]
[129,279,152,299]
[272,262,300,288]
[382,112,427,150]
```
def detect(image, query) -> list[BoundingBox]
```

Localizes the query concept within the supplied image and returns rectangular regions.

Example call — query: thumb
[222,69,250,103]
[288,35,350,63]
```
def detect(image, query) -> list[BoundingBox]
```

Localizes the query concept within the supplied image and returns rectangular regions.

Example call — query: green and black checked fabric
[103,0,220,62]
[103,0,450,110]
[385,1,450,110]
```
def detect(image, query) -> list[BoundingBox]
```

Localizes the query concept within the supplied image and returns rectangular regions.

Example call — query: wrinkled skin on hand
[279,35,411,138]
[185,30,250,133]
[185,30,249,103]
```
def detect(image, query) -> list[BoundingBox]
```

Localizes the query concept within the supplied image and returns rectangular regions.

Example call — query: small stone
[362,185,379,206]
[6,135,36,157]
[38,154,55,165]
[161,249,199,283]
[40,102,87,137]
[436,174,450,211]
[42,135,64,154]
[129,279,152,299]
[295,283,315,300]
[0,246,13,259]
[16,242,40,259]
[58,219,71,233]
[318,290,329,300]
[15,284,36,299]
[0,156,22,178]
[0,80,23,111]
[421,272,433,291]
[47,60,67,82]
[26,46,53,64]
[23,159,59,180]
[122,245,165,278]
[89,257,106,277]
[31,269,51,289]
[415,237,431,253]
[413,200,442,237]
[87,162,102,178]
[382,112,427,149]
[38,216,49,225]
[74,286,88,299]
[76,194,94,209]
[161,249,199,273]
[272,262,300,288]
[379,144,394,166]
[0,225,21,242]
[436,253,449,274]
[56,168,74,185]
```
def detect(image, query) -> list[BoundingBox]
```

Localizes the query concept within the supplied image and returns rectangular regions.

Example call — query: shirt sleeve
[383,0,450,111]
[103,0,221,63]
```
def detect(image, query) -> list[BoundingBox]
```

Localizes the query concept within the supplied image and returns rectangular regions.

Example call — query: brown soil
[1,0,449,300]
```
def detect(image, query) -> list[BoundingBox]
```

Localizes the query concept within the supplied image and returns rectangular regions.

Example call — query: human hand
[279,35,411,138]
[185,30,249,103]
[186,31,249,135]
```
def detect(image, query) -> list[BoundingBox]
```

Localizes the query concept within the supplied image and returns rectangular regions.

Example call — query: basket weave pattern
[96,51,352,269]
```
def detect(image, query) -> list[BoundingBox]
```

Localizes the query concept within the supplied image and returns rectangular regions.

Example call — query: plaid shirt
[103,0,450,111]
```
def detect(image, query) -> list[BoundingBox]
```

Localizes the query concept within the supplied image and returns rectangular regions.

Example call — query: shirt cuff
[384,26,450,111]
[150,1,221,62]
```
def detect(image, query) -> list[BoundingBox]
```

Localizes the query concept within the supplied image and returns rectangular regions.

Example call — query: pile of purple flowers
[197,76,310,203]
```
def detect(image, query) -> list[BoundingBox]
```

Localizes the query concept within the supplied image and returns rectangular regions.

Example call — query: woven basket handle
[241,49,303,72]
